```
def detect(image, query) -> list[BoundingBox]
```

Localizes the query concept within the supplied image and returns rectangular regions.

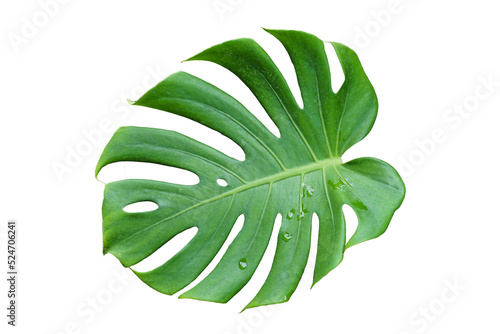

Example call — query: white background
[2,0,500,333]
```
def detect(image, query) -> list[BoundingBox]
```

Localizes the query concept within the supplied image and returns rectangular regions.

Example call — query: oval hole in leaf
[123,201,159,213]
[98,161,200,185]
[217,179,228,187]
[343,204,359,244]
[131,227,198,272]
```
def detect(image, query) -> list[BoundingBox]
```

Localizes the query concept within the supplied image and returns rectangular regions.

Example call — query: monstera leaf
[96,29,405,309]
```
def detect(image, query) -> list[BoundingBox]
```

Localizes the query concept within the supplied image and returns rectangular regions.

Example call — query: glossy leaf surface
[96,29,405,309]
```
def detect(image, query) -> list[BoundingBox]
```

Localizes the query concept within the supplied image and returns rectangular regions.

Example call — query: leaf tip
[240,303,262,312]
[177,291,190,300]
[241,300,259,312]
[183,53,203,63]
[262,27,281,37]
[311,275,323,290]
[126,98,136,105]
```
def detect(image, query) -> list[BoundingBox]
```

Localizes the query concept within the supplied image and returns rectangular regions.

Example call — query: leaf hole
[343,204,359,244]
[304,213,319,277]
[128,106,246,161]
[98,161,200,185]
[256,31,304,110]
[293,213,319,293]
[123,201,159,213]
[229,213,282,307]
[325,42,346,94]
[182,59,281,139]
[131,227,198,272]
[217,179,228,187]
[177,214,245,295]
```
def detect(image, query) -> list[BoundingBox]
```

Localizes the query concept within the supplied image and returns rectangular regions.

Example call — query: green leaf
[96,29,405,309]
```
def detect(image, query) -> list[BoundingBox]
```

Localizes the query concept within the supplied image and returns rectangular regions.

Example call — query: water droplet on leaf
[238,258,248,270]
[297,204,308,221]
[330,179,347,192]
[286,209,295,220]
[353,200,368,211]
[301,182,315,197]
[282,232,292,242]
